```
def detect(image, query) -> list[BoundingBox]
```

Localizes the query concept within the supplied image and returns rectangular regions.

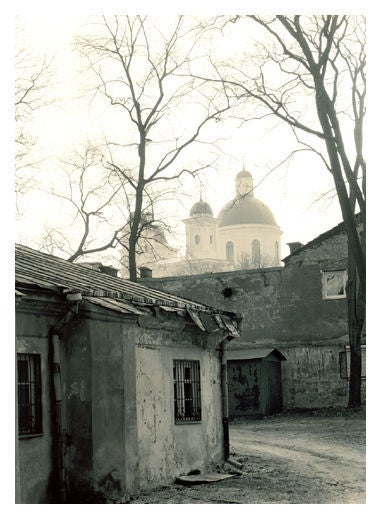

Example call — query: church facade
[138,168,282,277]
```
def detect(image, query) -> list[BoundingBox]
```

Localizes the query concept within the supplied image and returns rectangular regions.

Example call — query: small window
[274,240,279,264]
[194,235,200,245]
[17,353,42,435]
[251,239,261,265]
[322,270,347,300]
[173,359,201,423]
[210,235,213,244]
[339,346,366,380]
[226,241,234,262]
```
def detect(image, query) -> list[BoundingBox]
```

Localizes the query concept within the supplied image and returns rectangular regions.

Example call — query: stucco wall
[16,336,53,503]
[63,306,140,501]
[218,224,282,266]
[15,296,66,504]
[135,326,224,490]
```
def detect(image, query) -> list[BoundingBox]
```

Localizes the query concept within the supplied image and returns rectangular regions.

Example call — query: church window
[251,239,261,266]
[210,235,213,244]
[194,234,200,245]
[226,241,234,262]
[274,241,279,264]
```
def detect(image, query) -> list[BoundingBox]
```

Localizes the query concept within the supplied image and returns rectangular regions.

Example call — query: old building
[141,217,365,414]
[15,244,240,503]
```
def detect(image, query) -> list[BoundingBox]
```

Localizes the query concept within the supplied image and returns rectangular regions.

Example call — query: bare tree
[214,15,365,407]
[238,252,274,270]
[37,143,128,262]
[15,23,55,202]
[76,15,233,281]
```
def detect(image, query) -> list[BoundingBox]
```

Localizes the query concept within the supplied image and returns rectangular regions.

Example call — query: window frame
[251,239,261,265]
[17,353,43,437]
[226,241,234,262]
[322,270,348,300]
[339,345,366,380]
[173,359,202,424]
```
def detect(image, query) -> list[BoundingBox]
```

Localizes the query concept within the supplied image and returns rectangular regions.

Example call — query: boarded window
[17,353,42,435]
[173,359,201,423]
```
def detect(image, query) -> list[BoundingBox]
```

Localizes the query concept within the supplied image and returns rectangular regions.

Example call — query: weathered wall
[140,231,358,410]
[15,295,70,503]
[64,304,139,501]
[135,322,224,490]
[15,336,53,503]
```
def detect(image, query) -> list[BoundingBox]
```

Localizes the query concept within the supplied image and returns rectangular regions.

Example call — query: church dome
[218,196,277,227]
[190,200,214,217]
[236,168,252,178]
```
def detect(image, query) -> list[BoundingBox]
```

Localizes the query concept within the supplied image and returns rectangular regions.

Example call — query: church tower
[183,198,219,261]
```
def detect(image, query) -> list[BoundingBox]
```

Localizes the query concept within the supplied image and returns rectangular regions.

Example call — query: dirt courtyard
[130,408,366,504]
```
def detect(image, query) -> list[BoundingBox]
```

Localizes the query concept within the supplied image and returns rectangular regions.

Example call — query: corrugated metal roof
[15,244,240,336]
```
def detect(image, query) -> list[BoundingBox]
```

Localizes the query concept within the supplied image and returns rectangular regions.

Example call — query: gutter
[49,292,82,503]
[220,338,230,460]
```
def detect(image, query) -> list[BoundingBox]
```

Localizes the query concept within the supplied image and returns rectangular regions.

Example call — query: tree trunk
[346,240,364,408]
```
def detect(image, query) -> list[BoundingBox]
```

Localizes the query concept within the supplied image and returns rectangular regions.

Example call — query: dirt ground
[130,408,366,504]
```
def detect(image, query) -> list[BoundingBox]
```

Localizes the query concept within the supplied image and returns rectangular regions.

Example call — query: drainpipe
[220,338,230,460]
[49,293,81,503]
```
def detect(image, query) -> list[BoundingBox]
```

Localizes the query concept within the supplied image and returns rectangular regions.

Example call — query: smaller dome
[190,200,213,217]
[236,168,252,178]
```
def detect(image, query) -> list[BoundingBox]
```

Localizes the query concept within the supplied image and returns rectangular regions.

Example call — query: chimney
[139,266,152,279]
[287,242,304,254]
[99,265,119,277]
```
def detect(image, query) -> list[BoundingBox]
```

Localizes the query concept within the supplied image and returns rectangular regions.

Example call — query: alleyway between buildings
[131,408,366,504]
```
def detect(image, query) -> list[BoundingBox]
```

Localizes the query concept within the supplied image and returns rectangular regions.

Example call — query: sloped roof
[227,348,286,361]
[15,244,240,336]
[282,213,362,262]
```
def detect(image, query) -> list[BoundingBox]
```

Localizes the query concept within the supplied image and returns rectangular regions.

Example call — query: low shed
[227,348,286,418]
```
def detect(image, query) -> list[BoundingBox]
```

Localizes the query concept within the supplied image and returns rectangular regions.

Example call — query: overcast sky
[13,9,360,264]
[3,0,380,514]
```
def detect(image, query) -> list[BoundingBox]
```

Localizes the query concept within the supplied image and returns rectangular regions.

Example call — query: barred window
[17,353,42,435]
[173,360,201,423]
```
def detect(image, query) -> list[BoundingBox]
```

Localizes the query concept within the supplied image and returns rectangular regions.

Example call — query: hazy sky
[12,3,370,265]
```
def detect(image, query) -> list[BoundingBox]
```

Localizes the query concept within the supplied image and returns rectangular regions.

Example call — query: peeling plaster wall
[135,326,224,489]
[63,306,140,501]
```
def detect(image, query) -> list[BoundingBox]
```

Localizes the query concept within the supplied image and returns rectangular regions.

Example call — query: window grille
[173,359,201,423]
[17,353,42,435]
